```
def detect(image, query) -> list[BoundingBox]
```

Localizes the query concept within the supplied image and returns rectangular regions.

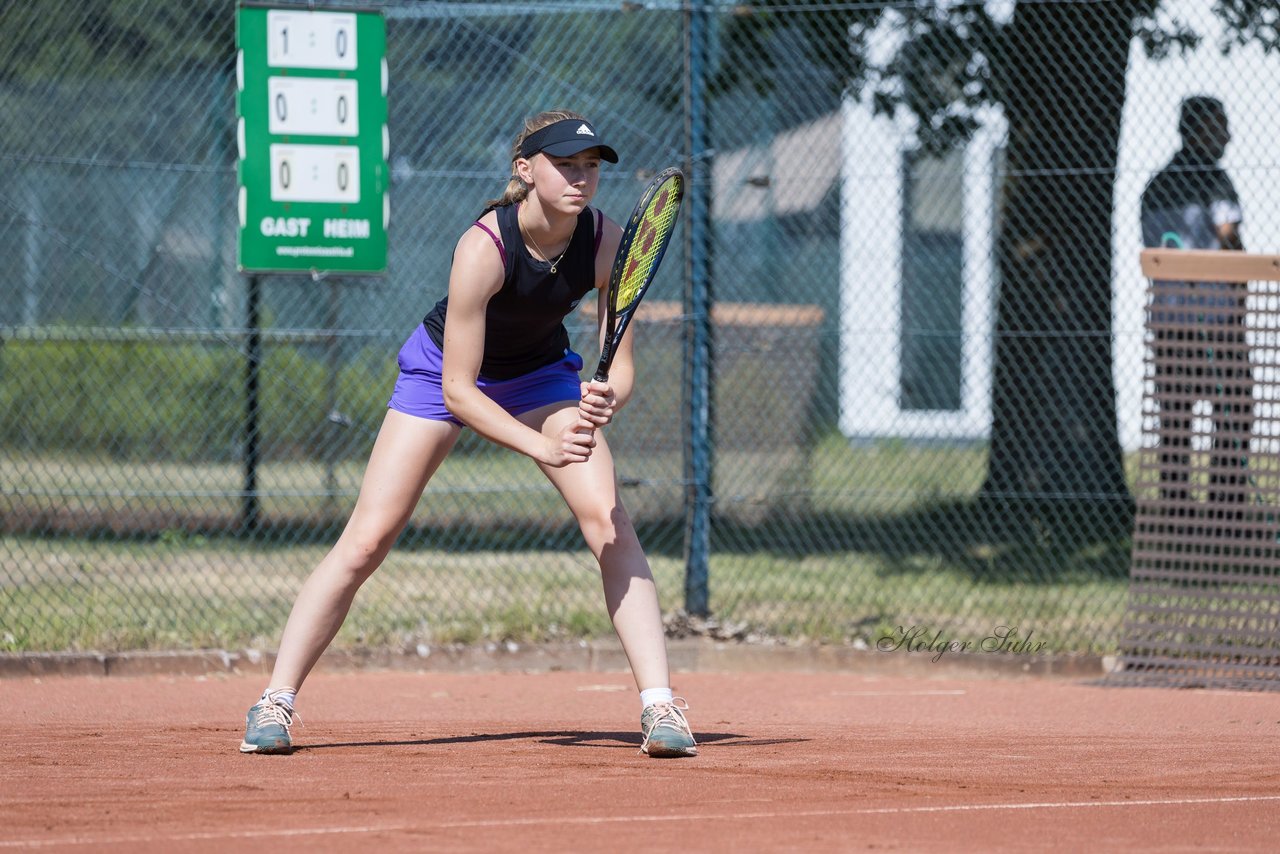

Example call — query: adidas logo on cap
[576,123,594,136]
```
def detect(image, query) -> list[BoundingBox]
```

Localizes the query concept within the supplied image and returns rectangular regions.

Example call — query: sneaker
[640,698,697,758]
[239,691,297,754]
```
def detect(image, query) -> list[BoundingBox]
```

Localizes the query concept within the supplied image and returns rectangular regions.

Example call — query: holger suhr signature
[876,625,1048,663]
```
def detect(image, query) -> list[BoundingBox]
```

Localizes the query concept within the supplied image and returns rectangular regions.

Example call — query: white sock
[262,687,296,712]
[639,687,673,710]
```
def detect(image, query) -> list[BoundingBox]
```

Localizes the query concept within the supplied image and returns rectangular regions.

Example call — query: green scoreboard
[236,4,388,274]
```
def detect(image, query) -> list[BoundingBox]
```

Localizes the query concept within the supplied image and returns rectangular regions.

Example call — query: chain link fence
[2,0,1278,658]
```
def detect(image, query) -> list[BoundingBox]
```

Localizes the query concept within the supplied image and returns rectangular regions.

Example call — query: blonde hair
[484,109,588,209]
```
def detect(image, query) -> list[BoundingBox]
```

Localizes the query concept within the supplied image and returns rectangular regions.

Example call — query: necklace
[520,209,573,273]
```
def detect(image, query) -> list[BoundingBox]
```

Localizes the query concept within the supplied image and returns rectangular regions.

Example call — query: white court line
[4,794,1279,847]
[434,794,1280,828]
[0,825,409,849]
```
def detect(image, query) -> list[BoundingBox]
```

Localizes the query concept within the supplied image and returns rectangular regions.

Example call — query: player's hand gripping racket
[592,167,685,382]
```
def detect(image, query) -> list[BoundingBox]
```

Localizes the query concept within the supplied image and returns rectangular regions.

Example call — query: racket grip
[592,369,608,383]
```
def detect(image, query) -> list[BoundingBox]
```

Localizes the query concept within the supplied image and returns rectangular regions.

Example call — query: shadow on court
[294,731,799,752]
[702,497,1135,581]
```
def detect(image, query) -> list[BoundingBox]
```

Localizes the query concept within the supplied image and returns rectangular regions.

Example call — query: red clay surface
[3,668,1279,852]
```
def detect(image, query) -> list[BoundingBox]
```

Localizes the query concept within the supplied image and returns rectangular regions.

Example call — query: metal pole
[23,182,41,327]
[243,274,262,534]
[683,0,713,616]
[323,278,341,517]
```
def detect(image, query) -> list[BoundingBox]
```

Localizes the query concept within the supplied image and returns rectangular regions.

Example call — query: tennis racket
[592,166,685,383]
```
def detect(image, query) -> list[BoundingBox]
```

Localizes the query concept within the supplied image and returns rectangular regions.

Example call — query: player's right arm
[440,220,594,467]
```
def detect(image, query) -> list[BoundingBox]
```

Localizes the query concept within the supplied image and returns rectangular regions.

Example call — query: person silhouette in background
[1140,95,1250,514]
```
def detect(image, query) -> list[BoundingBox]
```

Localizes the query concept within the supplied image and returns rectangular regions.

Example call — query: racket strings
[613,179,681,312]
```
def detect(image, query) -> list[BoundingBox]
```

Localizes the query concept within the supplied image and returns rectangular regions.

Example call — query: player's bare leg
[241,411,460,754]
[523,402,696,757]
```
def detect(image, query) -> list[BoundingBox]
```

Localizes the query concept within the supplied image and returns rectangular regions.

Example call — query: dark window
[900,149,964,411]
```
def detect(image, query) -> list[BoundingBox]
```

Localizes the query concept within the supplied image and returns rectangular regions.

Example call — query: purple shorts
[387,324,583,426]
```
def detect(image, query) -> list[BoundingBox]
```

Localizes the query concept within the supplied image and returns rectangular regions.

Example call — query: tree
[981,1,1151,534]
[718,0,1274,538]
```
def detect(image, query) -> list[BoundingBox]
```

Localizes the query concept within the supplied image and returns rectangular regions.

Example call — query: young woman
[239,110,697,759]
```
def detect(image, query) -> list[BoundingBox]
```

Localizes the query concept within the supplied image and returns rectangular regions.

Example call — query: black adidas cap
[519,119,619,163]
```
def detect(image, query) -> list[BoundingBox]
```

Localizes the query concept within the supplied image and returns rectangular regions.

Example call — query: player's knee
[577,505,637,552]
[335,528,396,576]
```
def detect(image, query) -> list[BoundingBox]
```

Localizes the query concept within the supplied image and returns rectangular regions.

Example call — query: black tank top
[422,204,598,380]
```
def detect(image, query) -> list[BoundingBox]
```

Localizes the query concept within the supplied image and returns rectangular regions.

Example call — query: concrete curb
[0,641,1109,680]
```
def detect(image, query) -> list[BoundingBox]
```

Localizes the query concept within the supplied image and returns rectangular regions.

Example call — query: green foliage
[0,337,395,461]
[0,1,230,85]
[711,1,1239,155]
[713,4,880,100]
[0,533,1125,654]
[1214,0,1280,53]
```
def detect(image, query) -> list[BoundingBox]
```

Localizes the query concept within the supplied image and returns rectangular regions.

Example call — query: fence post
[683,1,713,616]
[242,274,262,535]
[324,278,342,518]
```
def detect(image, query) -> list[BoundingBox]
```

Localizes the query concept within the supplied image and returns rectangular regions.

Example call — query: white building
[839,0,1280,450]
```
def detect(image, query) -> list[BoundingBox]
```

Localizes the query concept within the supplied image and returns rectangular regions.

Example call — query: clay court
[3,661,1279,852]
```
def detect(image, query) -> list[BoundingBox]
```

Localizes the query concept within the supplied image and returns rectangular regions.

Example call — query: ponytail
[483,175,529,210]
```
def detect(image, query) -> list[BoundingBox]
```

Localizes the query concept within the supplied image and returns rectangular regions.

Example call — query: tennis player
[239,110,697,758]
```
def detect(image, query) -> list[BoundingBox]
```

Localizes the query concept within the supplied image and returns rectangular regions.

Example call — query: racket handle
[592,369,609,383]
